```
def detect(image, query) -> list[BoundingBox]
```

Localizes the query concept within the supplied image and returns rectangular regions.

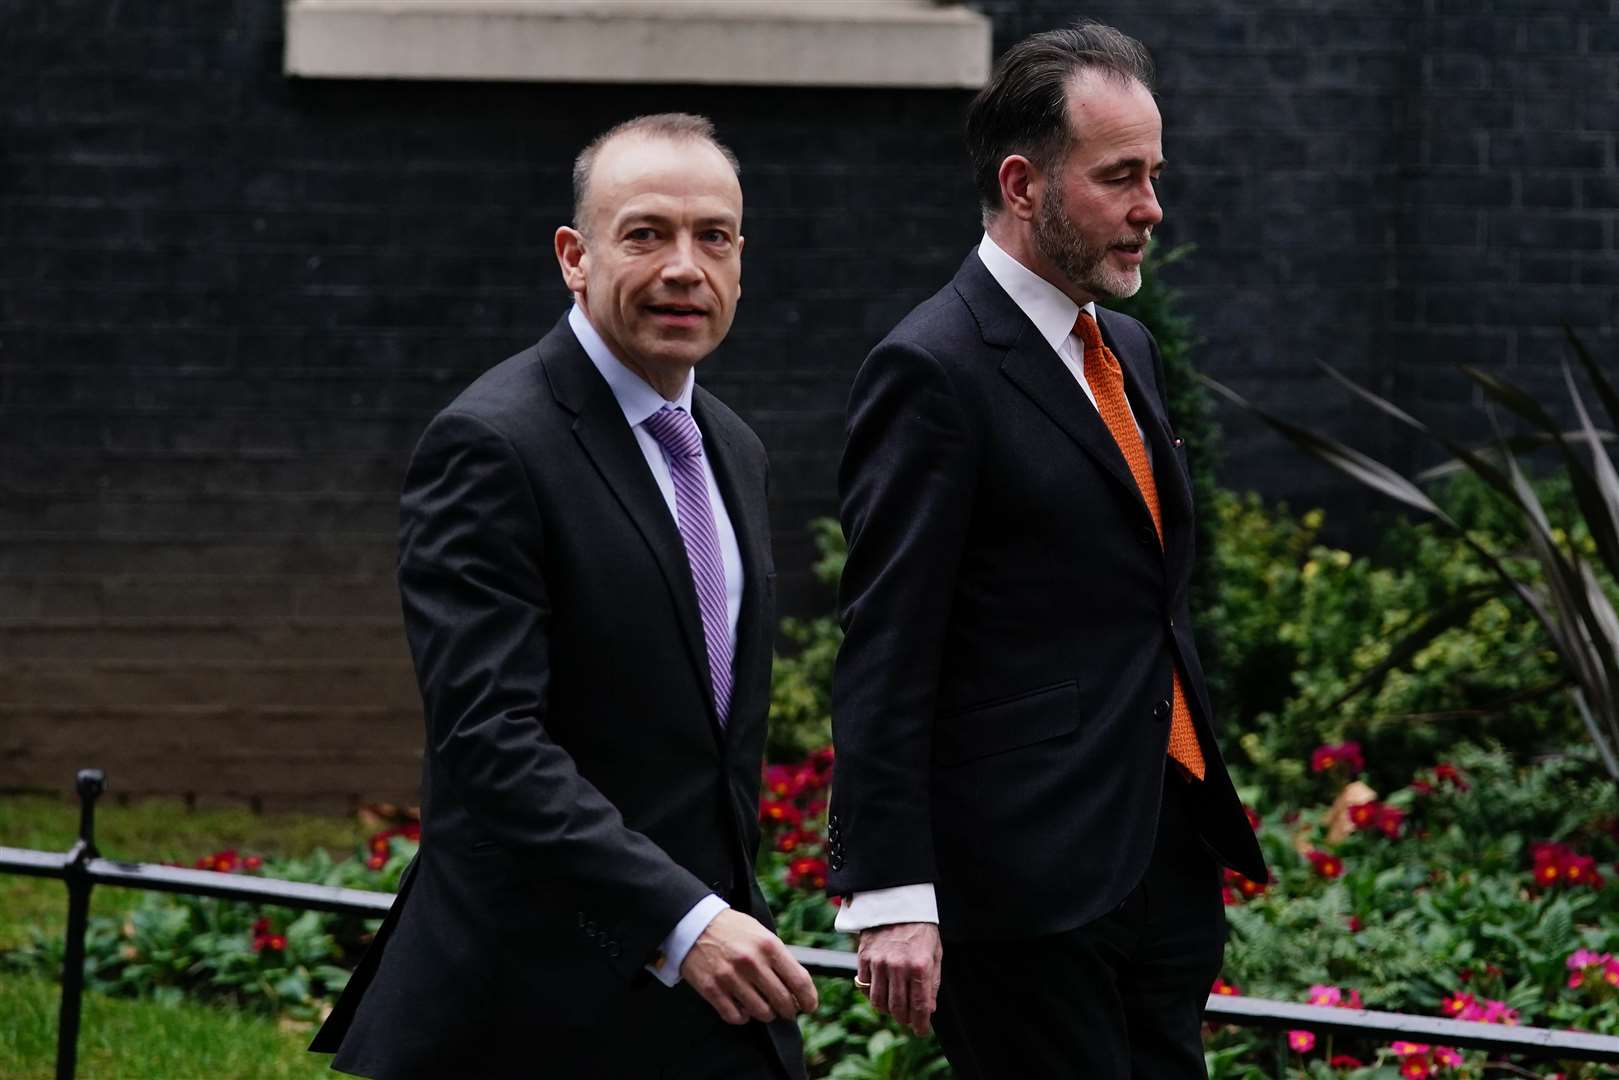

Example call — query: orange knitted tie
[1073,310,1206,781]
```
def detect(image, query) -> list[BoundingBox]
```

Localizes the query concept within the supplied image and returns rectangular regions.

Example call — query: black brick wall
[2,0,1614,805]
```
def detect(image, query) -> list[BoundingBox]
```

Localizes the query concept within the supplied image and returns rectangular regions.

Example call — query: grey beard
[1032,184,1146,301]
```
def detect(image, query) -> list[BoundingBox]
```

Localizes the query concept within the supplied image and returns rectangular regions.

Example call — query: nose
[661,235,702,285]
[1131,179,1163,229]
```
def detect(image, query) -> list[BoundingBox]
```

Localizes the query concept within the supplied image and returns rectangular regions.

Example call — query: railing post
[56,769,105,1080]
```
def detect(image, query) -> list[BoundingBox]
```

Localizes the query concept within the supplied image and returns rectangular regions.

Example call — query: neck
[984,214,1097,308]
[617,356,689,402]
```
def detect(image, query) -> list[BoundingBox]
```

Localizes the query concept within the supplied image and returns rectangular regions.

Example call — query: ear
[997,155,1041,223]
[555,226,588,294]
[735,234,744,299]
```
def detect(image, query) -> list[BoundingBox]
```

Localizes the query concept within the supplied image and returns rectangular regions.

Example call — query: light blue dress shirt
[568,303,738,985]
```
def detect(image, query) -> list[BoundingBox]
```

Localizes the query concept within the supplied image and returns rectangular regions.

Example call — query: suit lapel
[694,392,768,746]
[540,320,717,725]
[955,252,1153,520]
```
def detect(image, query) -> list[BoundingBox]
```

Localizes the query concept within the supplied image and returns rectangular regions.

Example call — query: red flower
[1400,1054,1433,1079]
[786,857,828,890]
[252,930,287,953]
[1346,801,1403,838]
[1223,867,1266,899]
[1307,850,1344,879]
[366,853,386,871]
[808,746,835,776]
[1244,805,1262,831]
[1221,886,1237,906]
[1531,841,1604,890]
[195,849,241,872]
[1432,763,1469,791]
[1376,805,1405,839]
[759,800,803,829]
[251,917,271,936]
[1348,802,1381,829]
[268,934,286,951]
[763,765,801,800]
[1310,741,1365,774]
[1329,1055,1364,1068]
[243,854,263,872]
[1347,915,1363,932]
[1211,977,1241,996]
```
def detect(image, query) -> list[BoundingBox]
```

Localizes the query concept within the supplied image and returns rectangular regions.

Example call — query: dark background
[2,1,1614,807]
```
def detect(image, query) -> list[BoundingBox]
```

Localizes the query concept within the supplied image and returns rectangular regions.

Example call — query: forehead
[1061,70,1163,165]
[587,134,743,225]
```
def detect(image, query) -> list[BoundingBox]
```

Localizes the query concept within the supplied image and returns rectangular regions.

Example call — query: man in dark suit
[826,25,1266,1078]
[311,113,814,1079]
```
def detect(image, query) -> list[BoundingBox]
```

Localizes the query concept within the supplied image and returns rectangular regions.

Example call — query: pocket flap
[935,681,1080,766]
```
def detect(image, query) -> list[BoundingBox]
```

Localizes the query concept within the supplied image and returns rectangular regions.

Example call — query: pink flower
[1390,1041,1431,1055]
[1307,984,1342,1007]
[1287,1030,1315,1053]
[1441,992,1473,1017]
[1432,1046,1463,1067]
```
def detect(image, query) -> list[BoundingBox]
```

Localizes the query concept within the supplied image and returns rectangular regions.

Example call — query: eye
[625,226,658,243]
[699,229,732,245]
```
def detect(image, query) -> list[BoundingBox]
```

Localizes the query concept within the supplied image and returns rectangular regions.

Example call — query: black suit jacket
[311,316,803,1078]
[826,251,1265,941]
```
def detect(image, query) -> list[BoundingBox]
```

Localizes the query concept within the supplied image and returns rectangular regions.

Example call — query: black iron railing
[5,770,1619,1078]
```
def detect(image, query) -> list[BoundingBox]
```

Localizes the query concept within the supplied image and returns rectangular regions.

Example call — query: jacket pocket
[935,680,1080,766]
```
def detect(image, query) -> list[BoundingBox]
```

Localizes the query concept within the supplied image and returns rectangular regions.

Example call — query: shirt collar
[569,303,695,428]
[976,232,1096,355]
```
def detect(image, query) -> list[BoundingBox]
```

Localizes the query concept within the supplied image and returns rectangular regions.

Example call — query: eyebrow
[1094,156,1166,173]
[615,210,739,231]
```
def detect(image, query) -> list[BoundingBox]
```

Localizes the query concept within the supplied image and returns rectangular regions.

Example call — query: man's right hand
[680,909,819,1025]
[857,922,942,1035]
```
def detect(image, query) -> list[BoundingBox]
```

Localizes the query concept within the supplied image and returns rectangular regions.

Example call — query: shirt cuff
[833,883,939,932]
[647,893,729,987]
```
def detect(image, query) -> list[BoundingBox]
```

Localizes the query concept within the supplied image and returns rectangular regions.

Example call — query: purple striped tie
[643,406,733,727]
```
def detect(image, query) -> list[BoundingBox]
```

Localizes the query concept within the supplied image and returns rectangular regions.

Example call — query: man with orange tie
[826,23,1266,1078]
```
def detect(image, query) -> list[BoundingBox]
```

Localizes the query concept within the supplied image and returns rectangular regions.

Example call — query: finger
[746,959,798,1021]
[908,974,934,1035]
[868,962,891,1015]
[883,965,911,1027]
[694,979,746,1026]
[724,974,776,1024]
[770,948,820,1013]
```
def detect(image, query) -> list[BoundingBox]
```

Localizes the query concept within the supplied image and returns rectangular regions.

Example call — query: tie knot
[1072,310,1105,352]
[643,406,703,459]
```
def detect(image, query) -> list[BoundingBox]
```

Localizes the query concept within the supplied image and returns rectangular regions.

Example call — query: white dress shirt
[569,303,738,983]
[834,233,1148,933]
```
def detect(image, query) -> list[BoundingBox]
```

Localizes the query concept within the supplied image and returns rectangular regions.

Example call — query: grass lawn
[1,970,331,1079]
[0,795,367,952]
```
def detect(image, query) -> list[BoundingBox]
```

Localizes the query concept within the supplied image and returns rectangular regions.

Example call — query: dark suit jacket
[826,251,1265,941]
[310,316,803,1078]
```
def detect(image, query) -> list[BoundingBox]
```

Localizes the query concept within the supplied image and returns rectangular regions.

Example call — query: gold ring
[853,976,871,990]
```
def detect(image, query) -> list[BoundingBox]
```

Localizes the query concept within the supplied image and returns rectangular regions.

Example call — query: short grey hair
[571,113,741,233]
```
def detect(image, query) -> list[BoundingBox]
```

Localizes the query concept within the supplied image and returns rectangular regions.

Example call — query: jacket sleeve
[398,409,711,980]
[828,339,977,896]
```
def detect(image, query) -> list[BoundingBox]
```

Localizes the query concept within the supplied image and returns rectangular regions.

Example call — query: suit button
[1153,700,1171,722]
[830,853,845,871]
[607,941,621,958]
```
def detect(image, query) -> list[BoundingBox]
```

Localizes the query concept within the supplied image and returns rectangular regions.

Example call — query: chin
[1090,270,1143,301]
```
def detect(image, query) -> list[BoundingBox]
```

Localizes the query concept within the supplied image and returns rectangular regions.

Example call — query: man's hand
[857,922,942,1036]
[680,909,819,1025]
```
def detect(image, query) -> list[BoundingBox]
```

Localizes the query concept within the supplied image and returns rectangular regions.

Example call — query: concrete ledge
[284,0,992,88]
